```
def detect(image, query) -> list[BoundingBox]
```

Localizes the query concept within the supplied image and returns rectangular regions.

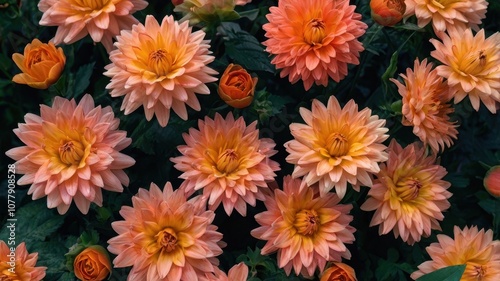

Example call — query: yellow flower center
[458,49,488,76]
[156,228,178,253]
[473,265,486,280]
[0,272,18,281]
[431,0,460,9]
[59,140,85,166]
[74,0,110,10]
[148,49,174,76]
[294,209,321,236]
[326,132,349,158]
[395,177,422,201]
[216,149,239,174]
[304,18,326,45]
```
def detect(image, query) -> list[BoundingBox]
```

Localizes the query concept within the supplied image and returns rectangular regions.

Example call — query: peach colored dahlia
[284,95,389,199]
[411,226,500,280]
[361,140,452,245]
[104,15,218,127]
[391,58,458,152]
[0,241,46,281]
[108,182,224,281]
[430,27,500,113]
[262,0,368,90]
[5,94,135,214]
[403,0,488,34]
[171,112,280,216]
[38,0,148,52]
[251,176,355,277]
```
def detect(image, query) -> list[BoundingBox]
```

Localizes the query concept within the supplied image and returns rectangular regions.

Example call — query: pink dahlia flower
[0,242,46,281]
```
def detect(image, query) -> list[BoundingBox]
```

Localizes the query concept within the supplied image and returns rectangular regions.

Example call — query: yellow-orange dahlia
[38,0,148,52]
[411,226,500,280]
[263,0,368,90]
[251,176,355,277]
[107,182,224,281]
[403,0,488,34]
[361,140,452,245]
[171,112,280,216]
[391,58,458,152]
[5,94,135,214]
[430,27,500,113]
[0,241,46,281]
[104,15,218,127]
[284,95,389,199]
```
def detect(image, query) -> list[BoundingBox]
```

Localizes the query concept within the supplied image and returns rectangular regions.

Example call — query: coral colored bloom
[5,94,135,214]
[38,0,148,52]
[403,0,488,34]
[218,64,257,108]
[361,140,452,245]
[391,58,458,152]
[430,28,500,113]
[263,0,368,90]
[252,176,356,277]
[108,182,224,281]
[320,262,357,281]
[284,95,389,199]
[171,112,280,216]
[411,226,500,280]
[0,241,46,281]
[371,0,406,27]
[104,15,218,127]
[484,165,500,198]
[206,262,249,281]
[74,245,112,281]
[12,38,66,89]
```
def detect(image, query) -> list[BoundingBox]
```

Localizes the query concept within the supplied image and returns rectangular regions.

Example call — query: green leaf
[238,8,259,21]
[382,51,399,82]
[416,265,466,281]
[72,62,95,99]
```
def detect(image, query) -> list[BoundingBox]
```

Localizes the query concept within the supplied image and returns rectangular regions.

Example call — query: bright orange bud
[218,63,257,109]
[370,0,406,27]
[12,39,66,89]
[484,165,500,198]
[320,262,357,281]
[74,245,112,281]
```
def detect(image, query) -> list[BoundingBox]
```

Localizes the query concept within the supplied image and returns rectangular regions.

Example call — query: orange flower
[284,95,389,199]
[252,176,355,277]
[484,166,500,198]
[320,262,357,281]
[12,39,65,89]
[430,27,500,113]
[263,0,367,90]
[74,245,112,281]
[5,94,135,214]
[104,15,218,127]
[171,112,280,216]
[391,58,458,152]
[38,0,148,52]
[411,226,500,280]
[361,140,452,245]
[370,0,406,26]
[107,182,224,281]
[403,0,488,34]
[0,241,46,281]
[218,64,257,108]
[206,262,249,281]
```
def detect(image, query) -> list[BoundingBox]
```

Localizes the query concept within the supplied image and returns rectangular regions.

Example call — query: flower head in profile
[263,0,368,90]
[206,262,249,281]
[484,165,500,198]
[0,241,46,281]
[251,176,356,277]
[12,38,66,89]
[371,0,406,27]
[38,0,148,52]
[5,94,135,214]
[403,0,488,34]
[361,140,452,245]
[320,262,357,281]
[391,58,458,152]
[108,182,224,281]
[411,226,500,280]
[171,112,280,216]
[104,15,218,127]
[284,95,389,199]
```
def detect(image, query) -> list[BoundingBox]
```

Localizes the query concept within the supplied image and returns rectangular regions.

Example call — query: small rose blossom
[484,165,500,198]
[320,262,357,281]
[218,64,257,108]
[74,245,112,281]
[370,0,406,26]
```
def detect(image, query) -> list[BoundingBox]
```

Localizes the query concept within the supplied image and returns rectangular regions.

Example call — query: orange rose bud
[74,245,112,281]
[370,0,406,27]
[484,165,500,198]
[320,262,357,281]
[12,38,66,89]
[218,63,257,109]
